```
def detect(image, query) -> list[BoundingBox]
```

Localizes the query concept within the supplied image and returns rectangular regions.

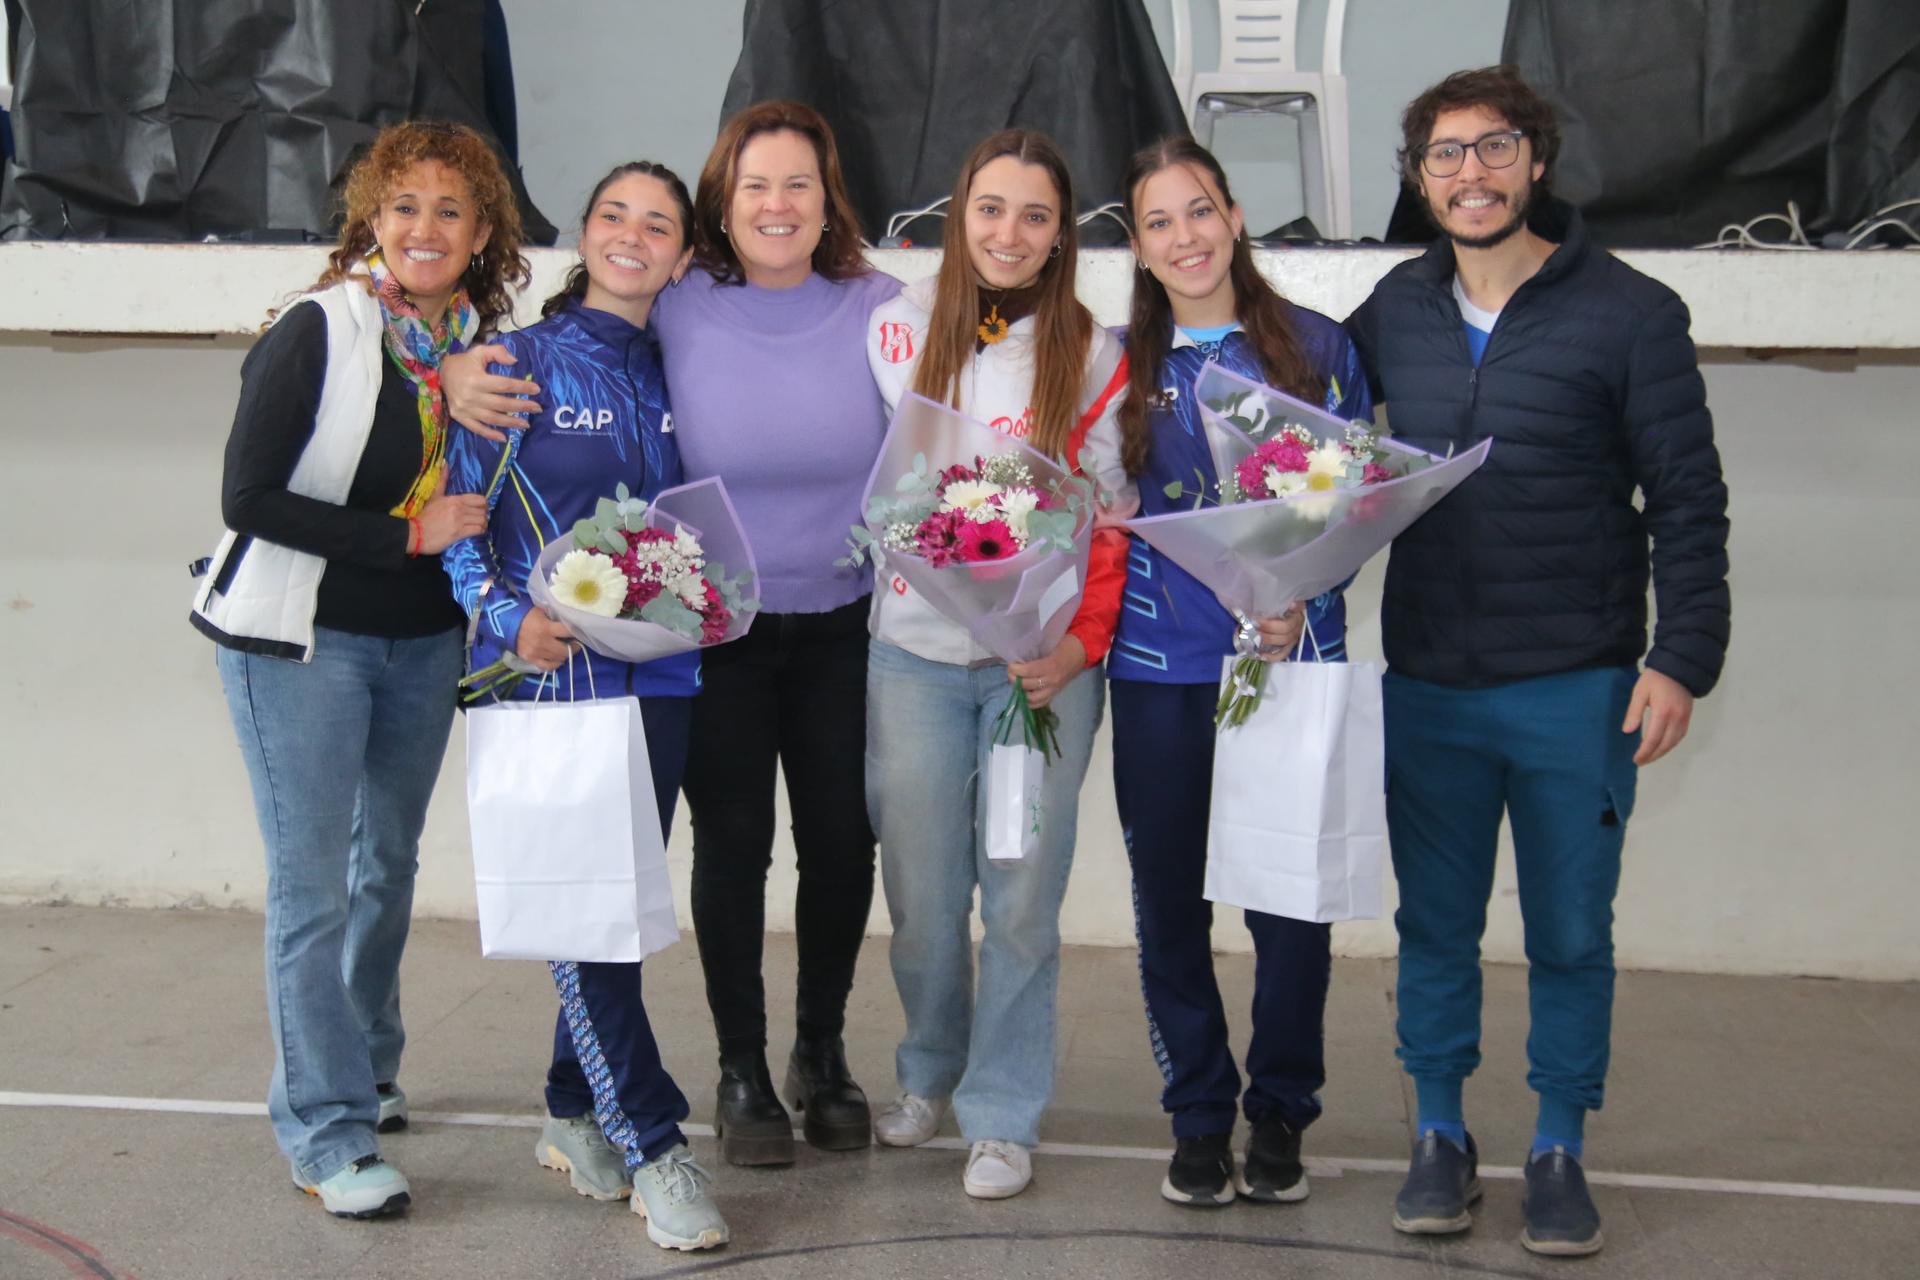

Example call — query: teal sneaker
[376,1082,408,1134]
[630,1145,729,1251]
[297,1155,411,1219]
[536,1112,633,1200]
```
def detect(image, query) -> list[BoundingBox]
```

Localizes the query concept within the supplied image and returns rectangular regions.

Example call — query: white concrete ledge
[1,242,1915,347]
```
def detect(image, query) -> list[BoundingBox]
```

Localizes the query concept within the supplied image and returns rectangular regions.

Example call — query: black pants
[682,598,877,1058]
[1110,679,1331,1137]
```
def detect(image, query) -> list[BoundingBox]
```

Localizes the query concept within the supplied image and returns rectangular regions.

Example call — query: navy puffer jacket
[1346,201,1730,697]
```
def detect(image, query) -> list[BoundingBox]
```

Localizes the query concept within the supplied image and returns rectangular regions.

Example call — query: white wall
[1,334,1914,980]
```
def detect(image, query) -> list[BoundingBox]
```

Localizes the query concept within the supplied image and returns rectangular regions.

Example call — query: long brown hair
[691,99,869,285]
[913,129,1092,462]
[541,161,695,319]
[310,120,530,336]
[1117,136,1323,476]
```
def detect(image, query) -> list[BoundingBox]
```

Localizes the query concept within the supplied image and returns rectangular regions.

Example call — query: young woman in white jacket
[863,128,1133,1200]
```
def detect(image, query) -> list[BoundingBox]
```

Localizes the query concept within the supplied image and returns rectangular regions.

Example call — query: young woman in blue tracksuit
[1109,138,1372,1209]
[440,162,728,1252]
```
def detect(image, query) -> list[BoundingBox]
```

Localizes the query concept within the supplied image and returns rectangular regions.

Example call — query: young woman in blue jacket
[1108,137,1372,1210]
[440,162,727,1253]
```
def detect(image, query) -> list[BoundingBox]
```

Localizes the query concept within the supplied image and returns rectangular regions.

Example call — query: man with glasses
[1346,67,1730,1256]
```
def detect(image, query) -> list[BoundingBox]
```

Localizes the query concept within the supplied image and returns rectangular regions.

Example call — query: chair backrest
[1169,0,1348,84]
[1217,0,1303,75]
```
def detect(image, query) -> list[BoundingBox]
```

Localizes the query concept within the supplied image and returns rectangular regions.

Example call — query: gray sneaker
[536,1112,633,1200]
[375,1083,408,1134]
[631,1144,729,1251]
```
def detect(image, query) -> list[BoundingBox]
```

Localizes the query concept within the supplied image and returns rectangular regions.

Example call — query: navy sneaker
[1521,1146,1604,1256]
[1392,1131,1481,1235]
[1161,1132,1234,1206]
[1236,1112,1308,1203]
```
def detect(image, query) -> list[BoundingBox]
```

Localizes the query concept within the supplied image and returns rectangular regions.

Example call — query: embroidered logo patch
[879,321,915,364]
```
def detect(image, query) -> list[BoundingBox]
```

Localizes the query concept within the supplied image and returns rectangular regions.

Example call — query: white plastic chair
[1169,0,1354,240]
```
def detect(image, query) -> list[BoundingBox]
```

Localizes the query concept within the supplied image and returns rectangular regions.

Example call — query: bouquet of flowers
[1128,362,1492,726]
[460,476,759,701]
[870,451,1080,570]
[844,394,1096,759]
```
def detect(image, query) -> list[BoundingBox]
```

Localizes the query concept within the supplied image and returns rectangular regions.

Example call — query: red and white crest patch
[879,321,915,364]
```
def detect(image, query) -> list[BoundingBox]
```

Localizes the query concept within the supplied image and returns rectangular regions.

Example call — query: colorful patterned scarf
[366,249,480,518]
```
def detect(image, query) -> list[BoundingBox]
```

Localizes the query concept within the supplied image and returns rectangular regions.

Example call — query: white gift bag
[984,742,1046,861]
[465,694,679,962]
[1204,655,1388,922]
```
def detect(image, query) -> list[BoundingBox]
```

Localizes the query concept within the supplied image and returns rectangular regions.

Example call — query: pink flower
[1362,461,1393,485]
[612,527,677,612]
[913,508,966,566]
[937,458,983,488]
[955,518,1018,562]
[698,580,732,645]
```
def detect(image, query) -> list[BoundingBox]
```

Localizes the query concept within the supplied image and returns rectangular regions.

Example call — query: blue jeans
[217,626,462,1185]
[866,639,1104,1148]
[1386,667,1640,1121]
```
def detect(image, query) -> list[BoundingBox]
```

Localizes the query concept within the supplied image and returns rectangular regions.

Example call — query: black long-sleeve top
[219,300,464,639]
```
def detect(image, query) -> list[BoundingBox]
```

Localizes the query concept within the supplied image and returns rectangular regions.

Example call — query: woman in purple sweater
[444,101,899,1169]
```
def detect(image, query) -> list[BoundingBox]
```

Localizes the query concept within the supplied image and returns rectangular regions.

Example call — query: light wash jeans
[216,626,462,1185]
[866,638,1105,1148]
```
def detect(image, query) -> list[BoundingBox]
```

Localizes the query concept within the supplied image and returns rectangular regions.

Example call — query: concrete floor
[0,905,1915,1279]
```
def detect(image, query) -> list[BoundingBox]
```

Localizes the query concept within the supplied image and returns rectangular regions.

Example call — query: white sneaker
[963,1140,1032,1199]
[873,1092,944,1147]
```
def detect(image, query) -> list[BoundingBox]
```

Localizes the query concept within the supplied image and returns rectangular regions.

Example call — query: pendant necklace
[977,288,1011,345]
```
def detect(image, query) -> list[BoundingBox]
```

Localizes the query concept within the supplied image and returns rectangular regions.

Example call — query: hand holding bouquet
[844,394,1096,760]
[1128,362,1492,726]
[461,477,759,702]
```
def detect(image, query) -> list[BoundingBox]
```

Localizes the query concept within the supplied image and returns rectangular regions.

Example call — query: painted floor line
[4,1090,1917,1209]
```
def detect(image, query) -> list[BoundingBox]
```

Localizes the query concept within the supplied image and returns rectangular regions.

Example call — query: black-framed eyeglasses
[1419,130,1527,178]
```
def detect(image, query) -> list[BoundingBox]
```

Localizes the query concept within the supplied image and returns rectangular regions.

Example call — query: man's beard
[1434,182,1532,250]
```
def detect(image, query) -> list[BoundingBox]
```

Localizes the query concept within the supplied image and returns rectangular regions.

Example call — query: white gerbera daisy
[1304,442,1348,492]
[550,549,627,617]
[940,479,1003,512]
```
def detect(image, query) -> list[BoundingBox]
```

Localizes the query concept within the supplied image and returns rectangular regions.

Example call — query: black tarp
[720,0,1190,246]
[1498,0,1920,247]
[0,0,551,242]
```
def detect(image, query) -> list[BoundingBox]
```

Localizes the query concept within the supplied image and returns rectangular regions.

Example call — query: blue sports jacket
[443,298,699,699]
[1108,307,1372,685]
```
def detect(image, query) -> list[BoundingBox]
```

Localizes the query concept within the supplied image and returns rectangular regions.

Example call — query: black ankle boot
[782,1033,872,1151]
[713,1050,794,1166]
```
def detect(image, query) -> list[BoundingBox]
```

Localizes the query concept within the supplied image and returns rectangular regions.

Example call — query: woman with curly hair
[190,119,527,1219]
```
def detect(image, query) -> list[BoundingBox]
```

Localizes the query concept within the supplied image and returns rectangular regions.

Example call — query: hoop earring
[822,222,830,231]
[720,221,728,235]
[1136,259,1148,272]
[1049,242,1063,259]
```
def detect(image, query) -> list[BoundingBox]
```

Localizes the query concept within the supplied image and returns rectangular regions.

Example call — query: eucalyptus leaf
[639,594,701,640]
[614,481,631,503]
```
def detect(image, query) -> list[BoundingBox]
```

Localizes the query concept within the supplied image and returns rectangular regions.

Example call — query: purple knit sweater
[652,267,903,614]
